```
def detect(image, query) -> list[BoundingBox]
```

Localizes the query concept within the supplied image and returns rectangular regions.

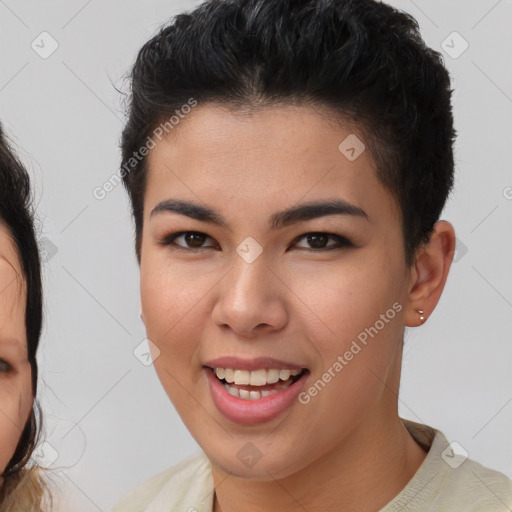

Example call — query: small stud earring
[417,309,425,323]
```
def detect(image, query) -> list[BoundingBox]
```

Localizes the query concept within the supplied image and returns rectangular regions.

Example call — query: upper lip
[203,356,307,371]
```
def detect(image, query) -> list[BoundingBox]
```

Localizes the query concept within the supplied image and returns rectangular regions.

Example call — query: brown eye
[160,231,217,250]
[182,232,208,248]
[293,232,354,251]
[306,233,329,249]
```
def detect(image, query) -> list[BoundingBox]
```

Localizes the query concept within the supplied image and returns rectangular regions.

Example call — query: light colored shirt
[112,419,512,511]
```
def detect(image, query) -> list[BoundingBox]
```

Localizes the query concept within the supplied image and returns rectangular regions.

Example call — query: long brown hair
[0,123,50,510]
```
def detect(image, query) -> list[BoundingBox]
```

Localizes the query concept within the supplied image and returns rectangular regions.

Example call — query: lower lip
[204,368,309,425]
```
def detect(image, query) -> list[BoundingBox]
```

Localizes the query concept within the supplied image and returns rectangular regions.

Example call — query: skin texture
[0,223,32,483]
[139,104,456,511]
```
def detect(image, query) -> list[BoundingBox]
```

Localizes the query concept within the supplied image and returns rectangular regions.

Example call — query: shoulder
[387,419,512,511]
[111,451,213,512]
[438,456,512,510]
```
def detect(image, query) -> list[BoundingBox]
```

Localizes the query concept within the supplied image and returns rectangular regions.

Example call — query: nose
[211,251,289,337]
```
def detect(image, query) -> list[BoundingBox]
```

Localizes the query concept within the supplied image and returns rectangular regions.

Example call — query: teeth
[227,386,239,398]
[239,389,250,399]
[249,369,267,386]
[266,369,280,384]
[223,384,281,400]
[234,369,250,385]
[214,367,303,386]
[280,369,291,381]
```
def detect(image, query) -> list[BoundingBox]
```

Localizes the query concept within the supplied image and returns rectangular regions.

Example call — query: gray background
[0,0,511,510]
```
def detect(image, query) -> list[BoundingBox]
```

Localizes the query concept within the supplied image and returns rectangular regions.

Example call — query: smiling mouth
[205,366,309,400]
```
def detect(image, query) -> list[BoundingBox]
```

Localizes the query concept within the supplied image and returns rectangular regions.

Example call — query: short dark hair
[0,122,43,484]
[121,0,455,265]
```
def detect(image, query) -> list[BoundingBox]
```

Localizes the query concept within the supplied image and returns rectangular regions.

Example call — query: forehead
[0,222,26,348]
[0,223,22,277]
[144,104,399,225]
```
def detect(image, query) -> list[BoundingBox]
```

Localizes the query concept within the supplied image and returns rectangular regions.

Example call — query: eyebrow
[150,198,370,230]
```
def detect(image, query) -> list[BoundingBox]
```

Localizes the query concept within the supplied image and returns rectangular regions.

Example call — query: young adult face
[0,223,33,479]
[139,104,454,481]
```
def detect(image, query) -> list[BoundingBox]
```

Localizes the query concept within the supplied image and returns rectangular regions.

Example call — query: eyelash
[159,231,354,252]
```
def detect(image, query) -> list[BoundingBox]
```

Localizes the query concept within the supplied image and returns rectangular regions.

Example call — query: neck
[212,414,427,512]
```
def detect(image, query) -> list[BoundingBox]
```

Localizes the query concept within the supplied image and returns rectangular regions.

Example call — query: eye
[159,231,218,251]
[160,231,354,252]
[292,232,354,251]
[0,358,13,373]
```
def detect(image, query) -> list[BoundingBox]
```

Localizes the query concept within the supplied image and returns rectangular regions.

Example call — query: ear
[404,221,456,327]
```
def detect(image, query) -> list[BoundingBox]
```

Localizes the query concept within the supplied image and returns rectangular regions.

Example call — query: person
[0,122,50,511]
[113,0,512,510]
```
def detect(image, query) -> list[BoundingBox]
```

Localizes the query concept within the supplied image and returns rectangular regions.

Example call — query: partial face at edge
[0,223,33,477]
[139,104,413,479]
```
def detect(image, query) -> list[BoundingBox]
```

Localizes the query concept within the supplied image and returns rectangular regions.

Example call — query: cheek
[292,252,405,402]
[294,252,403,337]
[140,262,204,394]
[141,239,209,308]
[0,371,33,474]
[140,260,202,341]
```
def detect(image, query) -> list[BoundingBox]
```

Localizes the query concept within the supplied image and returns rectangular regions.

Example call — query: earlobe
[404,221,456,327]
